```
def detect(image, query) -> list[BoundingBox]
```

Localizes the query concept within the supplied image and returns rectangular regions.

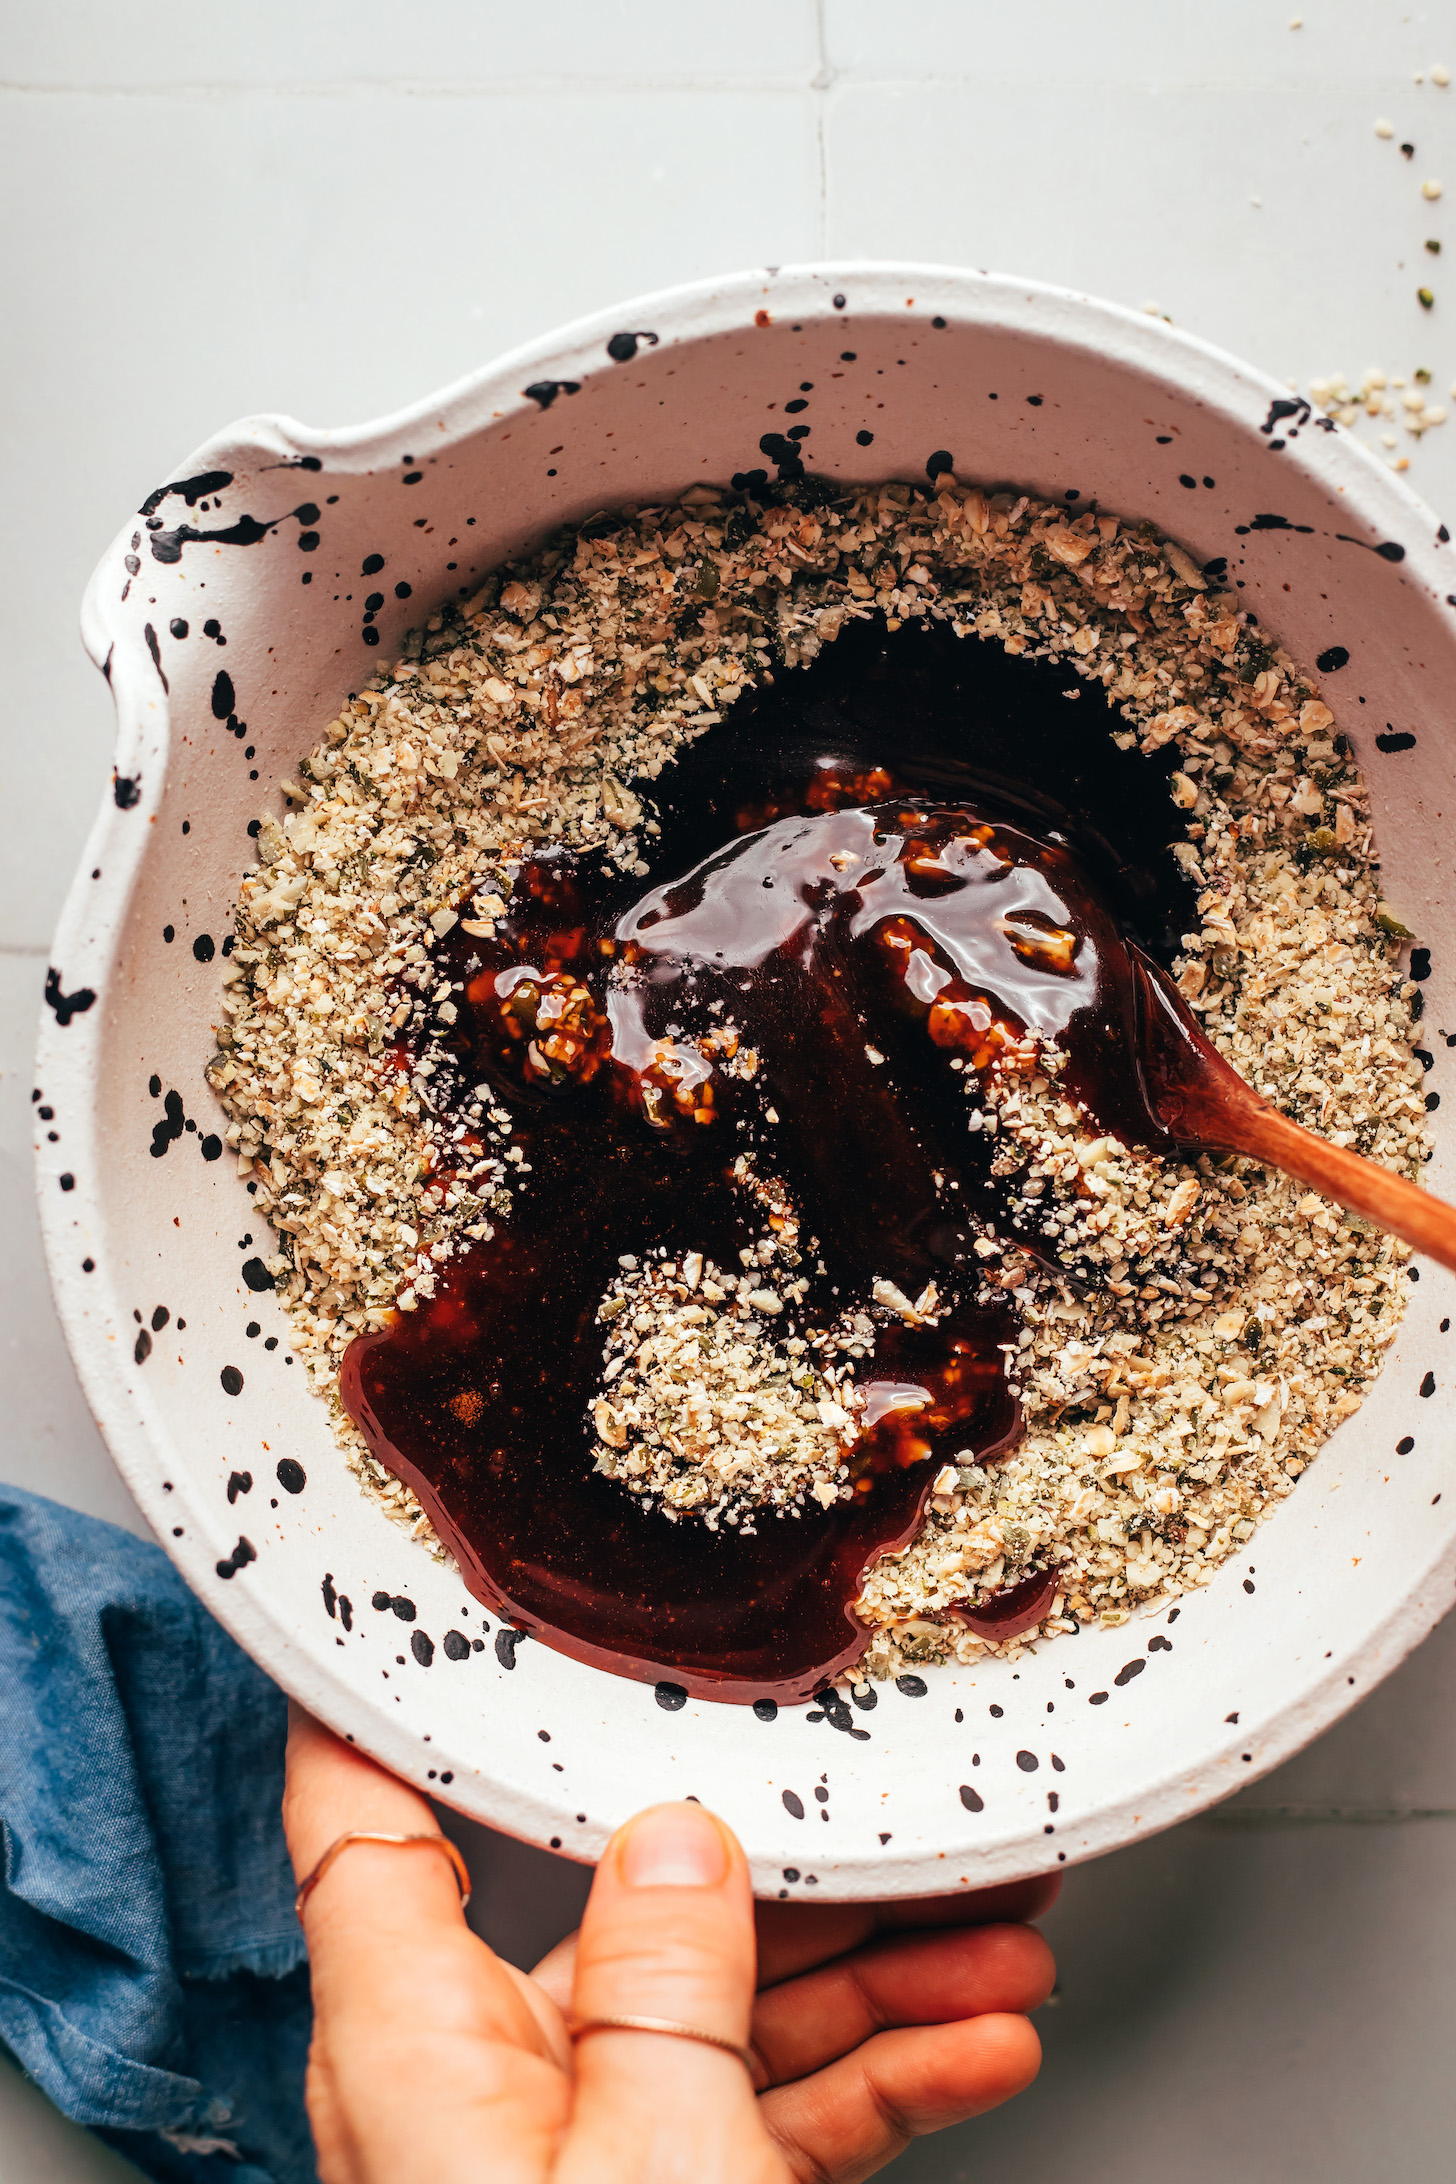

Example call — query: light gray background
[3,5,1455,2178]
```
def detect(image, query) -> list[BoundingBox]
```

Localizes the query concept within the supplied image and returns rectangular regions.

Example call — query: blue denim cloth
[0,1483,315,2183]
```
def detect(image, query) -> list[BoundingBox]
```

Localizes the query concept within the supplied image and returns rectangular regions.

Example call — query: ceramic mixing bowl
[36,264,1456,1898]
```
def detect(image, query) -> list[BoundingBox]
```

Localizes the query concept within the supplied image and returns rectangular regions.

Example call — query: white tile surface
[5,1,820,87]
[0,77,818,950]
[905,1775,1456,2181]
[826,79,1454,393]
[822,56,1456,518]
[3,5,1456,2179]
[825,0,1450,82]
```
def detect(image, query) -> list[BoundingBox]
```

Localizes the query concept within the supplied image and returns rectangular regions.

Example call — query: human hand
[283,1702,1055,2184]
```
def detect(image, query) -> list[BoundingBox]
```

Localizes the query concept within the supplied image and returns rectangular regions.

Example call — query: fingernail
[620,1802,727,1889]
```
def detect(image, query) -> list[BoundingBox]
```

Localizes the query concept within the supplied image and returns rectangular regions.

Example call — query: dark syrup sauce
[341,621,1194,1702]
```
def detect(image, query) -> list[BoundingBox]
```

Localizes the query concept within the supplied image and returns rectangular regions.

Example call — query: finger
[754,1873,1061,1987]
[763,2012,1041,2184]
[537,1876,1061,2006]
[752,1921,1053,2085]
[557,1803,782,2184]
[529,1926,579,2011]
[285,1706,568,2184]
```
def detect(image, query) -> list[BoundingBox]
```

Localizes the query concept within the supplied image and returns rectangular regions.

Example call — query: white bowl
[37,264,1456,1899]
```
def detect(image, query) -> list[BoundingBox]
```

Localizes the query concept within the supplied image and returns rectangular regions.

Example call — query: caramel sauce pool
[341,622,1194,1703]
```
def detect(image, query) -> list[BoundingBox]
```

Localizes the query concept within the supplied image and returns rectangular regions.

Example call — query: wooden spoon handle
[1235,1102,1456,1277]
[1129,946,1454,1275]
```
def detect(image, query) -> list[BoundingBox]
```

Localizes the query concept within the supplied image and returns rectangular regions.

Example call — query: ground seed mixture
[207,473,1429,1671]
[591,1241,873,1531]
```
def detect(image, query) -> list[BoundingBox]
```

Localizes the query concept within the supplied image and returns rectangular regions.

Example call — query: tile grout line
[811,0,833,257]
[0,75,825,100]
[1198,1805,1456,1829]
[2,69,1425,98]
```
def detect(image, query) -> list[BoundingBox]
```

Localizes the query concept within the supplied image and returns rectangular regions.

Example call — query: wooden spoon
[1130,947,1456,1277]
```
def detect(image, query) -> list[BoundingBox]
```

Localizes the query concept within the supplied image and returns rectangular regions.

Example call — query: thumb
[557,1802,783,2184]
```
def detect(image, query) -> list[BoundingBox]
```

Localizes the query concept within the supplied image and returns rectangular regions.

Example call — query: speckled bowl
[36,264,1456,1898]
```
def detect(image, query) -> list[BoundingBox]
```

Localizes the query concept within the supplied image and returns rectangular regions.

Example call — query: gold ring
[294,1831,472,1921]
[567,2013,760,2079]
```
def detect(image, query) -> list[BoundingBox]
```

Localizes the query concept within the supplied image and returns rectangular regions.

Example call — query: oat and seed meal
[207,474,1430,1674]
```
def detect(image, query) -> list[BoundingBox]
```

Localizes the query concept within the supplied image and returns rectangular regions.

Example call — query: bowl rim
[36,259,1456,1895]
